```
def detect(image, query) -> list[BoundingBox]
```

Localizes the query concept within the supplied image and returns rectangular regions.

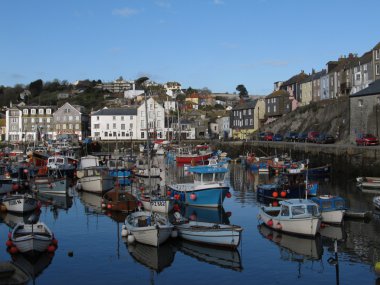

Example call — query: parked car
[263,132,274,141]
[315,133,335,144]
[306,131,320,143]
[257,132,266,141]
[356,134,379,146]
[284,132,298,142]
[273,133,283,141]
[297,132,308,142]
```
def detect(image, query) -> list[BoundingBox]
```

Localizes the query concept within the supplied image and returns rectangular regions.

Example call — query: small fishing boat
[167,166,232,208]
[173,213,243,248]
[2,194,38,213]
[175,145,213,164]
[76,156,114,194]
[373,196,380,210]
[311,195,346,224]
[356,177,380,189]
[139,194,175,214]
[46,154,76,178]
[122,211,174,247]
[11,222,54,253]
[102,188,138,212]
[258,199,321,237]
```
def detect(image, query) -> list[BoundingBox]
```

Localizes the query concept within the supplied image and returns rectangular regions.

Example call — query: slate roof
[92,108,137,116]
[232,100,257,110]
[282,72,309,86]
[265,90,289,99]
[350,79,380,97]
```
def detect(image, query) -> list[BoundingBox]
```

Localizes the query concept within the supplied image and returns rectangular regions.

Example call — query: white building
[216,116,232,139]
[137,97,165,140]
[91,108,138,141]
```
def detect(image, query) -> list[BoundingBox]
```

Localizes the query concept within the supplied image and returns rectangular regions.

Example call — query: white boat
[357,177,380,189]
[174,214,243,248]
[373,196,380,210]
[32,174,68,195]
[122,211,174,247]
[140,194,174,214]
[46,154,76,178]
[76,156,114,194]
[258,199,321,237]
[2,194,38,213]
[11,222,54,253]
[311,195,346,224]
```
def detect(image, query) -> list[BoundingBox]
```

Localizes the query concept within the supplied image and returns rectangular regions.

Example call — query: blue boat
[257,172,319,203]
[168,166,231,208]
[311,195,346,224]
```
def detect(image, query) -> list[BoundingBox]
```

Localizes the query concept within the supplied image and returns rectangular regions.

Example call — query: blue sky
[1,0,380,95]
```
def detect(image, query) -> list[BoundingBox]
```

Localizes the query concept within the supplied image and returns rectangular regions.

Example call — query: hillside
[263,97,350,143]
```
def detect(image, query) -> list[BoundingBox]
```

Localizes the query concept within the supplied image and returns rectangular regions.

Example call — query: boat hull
[11,223,53,253]
[125,212,173,247]
[175,221,242,248]
[2,195,38,213]
[79,175,114,194]
[140,196,174,213]
[168,185,229,207]
[176,152,213,164]
[34,177,68,194]
[320,210,345,224]
[259,207,321,237]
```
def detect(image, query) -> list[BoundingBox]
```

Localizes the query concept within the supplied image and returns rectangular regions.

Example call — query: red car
[356,134,379,146]
[263,132,274,141]
[306,131,320,143]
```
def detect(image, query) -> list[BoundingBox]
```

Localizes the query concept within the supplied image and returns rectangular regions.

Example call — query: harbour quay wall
[214,141,380,176]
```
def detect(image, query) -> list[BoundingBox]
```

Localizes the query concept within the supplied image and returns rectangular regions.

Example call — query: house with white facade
[137,97,165,140]
[91,108,137,141]
[216,116,232,139]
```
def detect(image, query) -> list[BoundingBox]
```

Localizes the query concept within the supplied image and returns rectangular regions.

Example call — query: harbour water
[0,159,379,285]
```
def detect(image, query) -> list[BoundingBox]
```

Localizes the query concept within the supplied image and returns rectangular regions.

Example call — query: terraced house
[230,100,263,139]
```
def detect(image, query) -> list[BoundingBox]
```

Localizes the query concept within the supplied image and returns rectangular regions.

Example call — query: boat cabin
[311,196,346,211]
[189,166,227,185]
[278,199,320,219]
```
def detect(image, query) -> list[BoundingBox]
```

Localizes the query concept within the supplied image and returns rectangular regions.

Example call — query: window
[358,99,363,107]
[23,109,28,115]
[113,123,116,129]
[141,120,145,128]
[243,110,246,115]
[356,74,361,81]
[267,106,270,113]
[47,118,50,123]
[130,116,133,120]
[46,109,51,115]
[250,119,253,125]
[376,49,380,60]
[76,116,79,121]
[248,109,252,115]
[121,124,125,130]
[31,118,35,123]
[106,124,109,129]
[69,116,73,121]
[157,120,161,126]
[31,109,36,115]
[130,123,133,129]
[121,116,124,121]
[274,105,277,112]
[376,64,380,76]
[94,124,100,129]
[75,124,79,129]
[113,116,116,120]
[122,132,125,136]
[39,109,44,115]
[97,116,99,120]
[69,124,73,129]
[56,125,60,130]
[245,119,248,125]
[11,118,17,123]
[62,124,67,129]
[141,132,145,139]
[39,118,43,123]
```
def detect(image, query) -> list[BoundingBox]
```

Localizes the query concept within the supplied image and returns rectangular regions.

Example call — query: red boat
[175,145,213,164]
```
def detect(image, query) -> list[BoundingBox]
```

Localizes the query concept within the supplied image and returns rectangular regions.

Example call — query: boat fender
[267,219,273,227]
[276,222,282,230]
[127,235,135,244]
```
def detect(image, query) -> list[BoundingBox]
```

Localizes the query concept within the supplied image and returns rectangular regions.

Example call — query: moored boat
[10,222,54,254]
[373,196,380,210]
[356,177,380,189]
[311,195,346,224]
[122,211,174,247]
[2,194,38,213]
[258,199,321,237]
[173,213,243,248]
[168,166,231,208]
[102,188,138,212]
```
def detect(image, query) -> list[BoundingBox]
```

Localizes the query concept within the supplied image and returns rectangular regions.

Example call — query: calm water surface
[1,159,380,285]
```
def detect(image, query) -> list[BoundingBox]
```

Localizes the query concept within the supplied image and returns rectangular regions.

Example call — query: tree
[29,79,43,96]
[236,84,248,99]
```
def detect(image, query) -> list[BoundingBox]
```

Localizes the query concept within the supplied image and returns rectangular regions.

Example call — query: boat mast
[144,88,152,194]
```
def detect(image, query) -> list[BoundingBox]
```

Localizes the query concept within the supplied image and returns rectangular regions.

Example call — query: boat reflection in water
[258,224,323,265]
[180,205,231,224]
[79,191,104,215]
[36,192,73,211]
[10,251,54,283]
[320,224,346,242]
[0,210,41,229]
[174,239,242,271]
[126,241,176,273]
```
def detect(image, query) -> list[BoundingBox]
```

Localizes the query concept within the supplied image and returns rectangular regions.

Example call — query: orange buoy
[9,247,18,254]
[272,201,279,207]
[267,219,274,227]
[280,191,286,198]
[272,192,279,198]
[47,245,56,253]
[190,193,197,200]
[226,192,232,198]
[6,240,13,247]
